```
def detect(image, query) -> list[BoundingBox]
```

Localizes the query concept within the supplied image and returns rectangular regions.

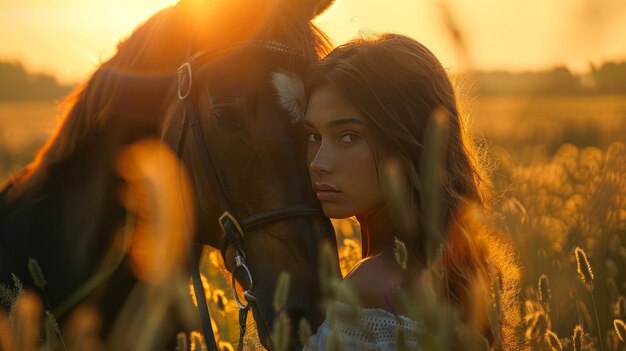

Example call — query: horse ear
[272,71,306,121]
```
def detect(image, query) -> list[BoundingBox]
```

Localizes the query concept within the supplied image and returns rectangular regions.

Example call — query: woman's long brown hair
[306,33,526,349]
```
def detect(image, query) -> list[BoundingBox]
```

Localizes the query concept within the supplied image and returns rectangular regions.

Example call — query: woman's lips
[314,182,342,201]
[315,190,342,201]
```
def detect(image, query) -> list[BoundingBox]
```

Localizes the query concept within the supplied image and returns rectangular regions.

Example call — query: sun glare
[0,0,179,84]
[1,0,626,84]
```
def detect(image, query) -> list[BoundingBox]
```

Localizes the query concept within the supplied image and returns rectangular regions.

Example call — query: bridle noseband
[174,40,323,351]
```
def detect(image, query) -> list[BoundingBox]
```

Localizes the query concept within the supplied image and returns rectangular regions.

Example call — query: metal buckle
[177,62,192,100]
[219,211,245,239]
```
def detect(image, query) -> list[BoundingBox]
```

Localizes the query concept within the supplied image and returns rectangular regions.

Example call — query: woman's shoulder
[340,254,408,313]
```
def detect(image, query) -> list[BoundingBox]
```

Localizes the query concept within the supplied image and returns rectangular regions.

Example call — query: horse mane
[4,4,195,201]
[254,2,333,66]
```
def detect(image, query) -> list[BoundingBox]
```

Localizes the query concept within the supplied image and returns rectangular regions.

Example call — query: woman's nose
[309,143,333,174]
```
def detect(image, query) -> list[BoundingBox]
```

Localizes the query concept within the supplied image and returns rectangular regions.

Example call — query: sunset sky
[1,0,625,84]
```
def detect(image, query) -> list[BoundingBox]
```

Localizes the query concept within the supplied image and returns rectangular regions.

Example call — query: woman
[302,34,525,350]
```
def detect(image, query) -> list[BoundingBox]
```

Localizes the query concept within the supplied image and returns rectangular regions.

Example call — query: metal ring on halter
[231,256,254,309]
[177,62,192,100]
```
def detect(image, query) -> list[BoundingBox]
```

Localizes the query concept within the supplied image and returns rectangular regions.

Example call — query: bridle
[174,40,324,350]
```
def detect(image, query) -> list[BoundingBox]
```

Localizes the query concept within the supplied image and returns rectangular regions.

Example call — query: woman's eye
[307,133,321,142]
[339,133,360,143]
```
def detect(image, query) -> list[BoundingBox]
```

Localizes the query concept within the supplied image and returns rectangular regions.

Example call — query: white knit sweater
[304,301,423,350]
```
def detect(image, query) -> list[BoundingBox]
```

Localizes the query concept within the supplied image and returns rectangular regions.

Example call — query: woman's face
[304,83,385,219]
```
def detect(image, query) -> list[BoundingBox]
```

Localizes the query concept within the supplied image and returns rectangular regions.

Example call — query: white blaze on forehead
[272,71,306,122]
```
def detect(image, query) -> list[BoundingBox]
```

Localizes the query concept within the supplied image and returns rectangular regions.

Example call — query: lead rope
[238,305,249,351]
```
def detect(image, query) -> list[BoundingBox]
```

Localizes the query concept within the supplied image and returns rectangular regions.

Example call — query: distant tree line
[591,61,626,94]
[1,60,625,100]
[0,61,73,101]
[471,61,626,96]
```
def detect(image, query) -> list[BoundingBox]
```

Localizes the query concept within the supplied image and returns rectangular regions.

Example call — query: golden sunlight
[0,0,178,84]
[1,0,625,83]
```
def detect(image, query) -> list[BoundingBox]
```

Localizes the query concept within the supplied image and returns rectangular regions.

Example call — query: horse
[0,0,339,349]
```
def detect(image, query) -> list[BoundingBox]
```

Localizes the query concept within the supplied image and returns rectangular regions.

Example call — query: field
[0,101,60,181]
[471,96,626,350]
[1,95,625,350]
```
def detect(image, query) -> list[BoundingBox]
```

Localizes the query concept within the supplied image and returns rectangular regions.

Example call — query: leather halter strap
[175,40,323,350]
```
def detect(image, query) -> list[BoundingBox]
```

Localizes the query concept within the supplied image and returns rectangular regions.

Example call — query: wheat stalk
[574,247,604,351]
[545,329,563,350]
[298,318,313,348]
[572,325,583,351]
[614,319,626,342]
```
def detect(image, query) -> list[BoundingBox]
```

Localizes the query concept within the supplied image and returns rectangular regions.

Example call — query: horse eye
[211,100,245,127]
[212,107,230,118]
